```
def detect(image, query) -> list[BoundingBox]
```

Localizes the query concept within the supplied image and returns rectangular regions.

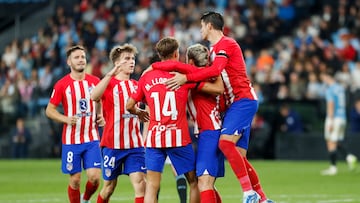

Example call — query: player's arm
[165,55,228,90]
[126,98,149,123]
[46,103,75,125]
[198,76,224,96]
[95,101,105,127]
[141,105,150,140]
[152,61,199,73]
[91,64,122,102]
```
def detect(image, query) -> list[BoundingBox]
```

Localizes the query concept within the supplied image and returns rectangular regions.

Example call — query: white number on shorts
[150,91,178,121]
[104,155,115,168]
[67,151,73,163]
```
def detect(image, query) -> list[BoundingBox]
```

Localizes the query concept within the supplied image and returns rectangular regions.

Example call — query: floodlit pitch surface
[0,160,359,203]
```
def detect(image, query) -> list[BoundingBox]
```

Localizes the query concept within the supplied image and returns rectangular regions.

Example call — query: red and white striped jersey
[187,90,222,134]
[131,69,195,148]
[100,78,143,149]
[208,36,258,107]
[49,74,100,145]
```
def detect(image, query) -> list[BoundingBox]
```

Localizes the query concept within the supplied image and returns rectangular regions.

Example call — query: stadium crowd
[1,0,360,142]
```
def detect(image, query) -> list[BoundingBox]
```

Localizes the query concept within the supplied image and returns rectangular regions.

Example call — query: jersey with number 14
[100,78,143,149]
[49,74,100,145]
[131,69,196,148]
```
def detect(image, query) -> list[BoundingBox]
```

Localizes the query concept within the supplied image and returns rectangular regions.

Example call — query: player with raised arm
[126,37,201,203]
[151,12,273,203]
[45,45,103,203]
[91,44,146,203]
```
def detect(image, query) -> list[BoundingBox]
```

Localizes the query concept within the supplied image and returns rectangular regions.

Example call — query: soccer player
[126,37,200,203]
[151,12,273,203]
[148,53,188,203]
[185,43,225,203]
[320,70,357,176]
[90,44,146,203]
[45,45,102,203]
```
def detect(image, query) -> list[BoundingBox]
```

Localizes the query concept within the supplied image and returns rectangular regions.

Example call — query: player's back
[139,69,195,148]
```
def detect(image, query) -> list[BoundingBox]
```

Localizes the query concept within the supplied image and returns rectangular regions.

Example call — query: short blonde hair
[109,43,138,64]
[186,43,209,67]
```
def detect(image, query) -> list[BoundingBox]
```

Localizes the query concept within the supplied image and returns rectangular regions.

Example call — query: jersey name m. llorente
[131,69,196,148]
[100,78,143,149]
[326,83,346,120]
[49,74,100,145]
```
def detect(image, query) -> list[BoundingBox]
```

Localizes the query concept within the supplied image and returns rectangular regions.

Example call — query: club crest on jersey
[66,162,73,171]
[88,86,94,93]
[79,98,88,112]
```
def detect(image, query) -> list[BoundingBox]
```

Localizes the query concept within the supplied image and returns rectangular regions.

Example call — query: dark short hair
[66,45,85,58]
[200,11,224,31]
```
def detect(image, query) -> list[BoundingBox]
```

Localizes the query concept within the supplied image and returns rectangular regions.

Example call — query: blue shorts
[221,99,258,150]
[61,141,101,174]
[101,147,145,180]
[196,130,225,178]
[145,144,195,175]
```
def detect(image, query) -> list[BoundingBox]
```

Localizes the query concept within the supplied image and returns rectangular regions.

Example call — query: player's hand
[165,72,187,90]
[67,116,78,125]
[96,114,106,127]
[108,59,127,76]
[136,109,150,122]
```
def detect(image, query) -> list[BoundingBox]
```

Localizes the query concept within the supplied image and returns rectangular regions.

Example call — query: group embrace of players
[46,11,274,203]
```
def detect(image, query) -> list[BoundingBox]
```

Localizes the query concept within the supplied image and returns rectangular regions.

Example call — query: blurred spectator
[16,72,35,117]
[279,103,304,133]
[305,72,323,100]
[351,62,360,93]
[349,99,360,133]
[334,63,352,89]
[38,63,54,97]
[11,117,32,158]
[288,72,306,100]
[0,78,20,118]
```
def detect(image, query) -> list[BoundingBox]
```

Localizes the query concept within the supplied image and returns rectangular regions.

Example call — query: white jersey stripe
[187,94,199,135]
[176,129,182,146]
[65,85,72,144]
[221,70,235,106]
[165,130,172,147]
[120,81,130,148]
[73,81,82,144]
[83,81,91,143]
[113,85,120,149]
[155,130,161,148]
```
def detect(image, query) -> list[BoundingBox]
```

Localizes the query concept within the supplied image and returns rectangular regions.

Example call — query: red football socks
[97,194,108,203]
[68,185,80,203]
[218,139,252,192]
[215,189,222,203]
[200,190,217,203]
[243,156,267,200]
[83,181,99,200]
[135,196,144,203]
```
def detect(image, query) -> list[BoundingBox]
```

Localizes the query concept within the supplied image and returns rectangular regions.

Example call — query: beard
[72,65,86,73]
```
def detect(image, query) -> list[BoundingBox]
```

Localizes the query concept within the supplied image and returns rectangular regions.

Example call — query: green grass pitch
[0,159,359,203]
